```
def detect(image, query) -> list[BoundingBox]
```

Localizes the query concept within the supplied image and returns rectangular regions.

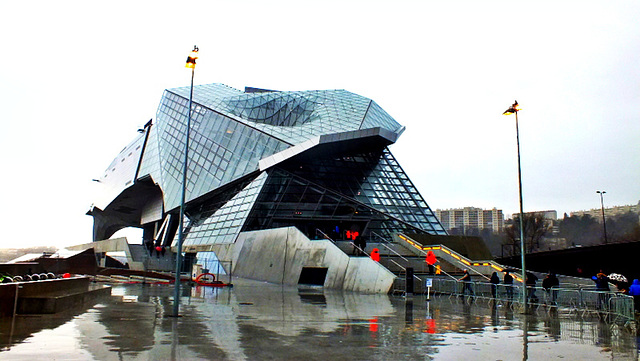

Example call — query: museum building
[88,84,447,292]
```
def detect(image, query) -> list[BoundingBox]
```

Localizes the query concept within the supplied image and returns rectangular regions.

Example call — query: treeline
[558,211,640,246]
[500,211,640,257]
[454,211,640,257]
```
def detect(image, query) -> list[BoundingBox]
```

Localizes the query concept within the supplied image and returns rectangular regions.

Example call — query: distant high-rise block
[435,207,504,234]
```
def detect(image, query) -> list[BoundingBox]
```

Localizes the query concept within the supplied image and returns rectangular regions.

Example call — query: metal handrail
[315,229,335,243]
[377,242,410,263]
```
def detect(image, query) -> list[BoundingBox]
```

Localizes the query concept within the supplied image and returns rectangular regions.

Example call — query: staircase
[391,233,524,283]
[319,232,525,294]
[128,244,176,272]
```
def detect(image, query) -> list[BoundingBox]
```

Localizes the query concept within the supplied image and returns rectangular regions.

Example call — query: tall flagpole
[173,45,198,317]
[503,100,527,309]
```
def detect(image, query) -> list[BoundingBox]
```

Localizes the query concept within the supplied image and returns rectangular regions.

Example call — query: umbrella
[608,273,628,283]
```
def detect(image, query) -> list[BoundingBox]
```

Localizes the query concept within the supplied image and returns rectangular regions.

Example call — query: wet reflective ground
[0,279,637,360]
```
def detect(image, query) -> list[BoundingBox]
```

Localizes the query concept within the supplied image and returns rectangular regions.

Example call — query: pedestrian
[504,271,514,299]
[592,270,610,310]
[161,246,166,257]
[542,272,560,305]
[592,271,610,291]
[459,269,473,296]
[490,272,500,298]
[616,281,630,295]
[526,272,538,303]
[353,235,363,256]
[628,279,640,312]
[358,235,367,256]
[145,239,154,256]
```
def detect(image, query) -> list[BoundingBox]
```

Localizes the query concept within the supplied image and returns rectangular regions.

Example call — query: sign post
[426,278,433,301]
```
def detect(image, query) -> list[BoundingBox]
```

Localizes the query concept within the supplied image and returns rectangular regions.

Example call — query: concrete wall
[210,227,395,293]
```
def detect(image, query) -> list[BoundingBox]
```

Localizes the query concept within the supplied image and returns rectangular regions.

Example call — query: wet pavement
[0,279,638,360]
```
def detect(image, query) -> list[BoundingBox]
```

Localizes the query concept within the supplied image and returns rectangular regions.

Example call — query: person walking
[490,272,500,298]
[504,271,514,299]
[592,271,610,311]
[542,272,560,305]
[628,279,640,312]
[459,269,473,296]
[526,272,539,303]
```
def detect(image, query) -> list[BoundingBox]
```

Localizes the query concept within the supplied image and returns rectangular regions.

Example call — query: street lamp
[596,190,608,244]
[503,100,527,308]
[173,45,198,317]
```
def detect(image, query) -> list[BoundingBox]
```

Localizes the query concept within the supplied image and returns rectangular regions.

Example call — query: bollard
[406,268,414,295]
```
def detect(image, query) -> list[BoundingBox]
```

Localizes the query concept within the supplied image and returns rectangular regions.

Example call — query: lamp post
[596,190,608,244]
[503,100,527,309]
[173,45,198,317]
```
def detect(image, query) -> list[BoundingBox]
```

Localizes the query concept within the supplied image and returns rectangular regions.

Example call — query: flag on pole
[186,45,199,68]
[503,100,520,115]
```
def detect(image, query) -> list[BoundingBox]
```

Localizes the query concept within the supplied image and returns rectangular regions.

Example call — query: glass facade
[242,148,445,241]
[92,83,446,246]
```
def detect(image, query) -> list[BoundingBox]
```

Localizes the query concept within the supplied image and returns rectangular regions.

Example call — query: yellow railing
[396,233,523,283]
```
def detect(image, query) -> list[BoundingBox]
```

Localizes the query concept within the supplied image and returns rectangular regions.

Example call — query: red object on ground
[62,273,71,278]
[371,248,380,262]
[425,251,437,265]
[195,273,229,287]
[425,319,436,334]
[369,317,379,332]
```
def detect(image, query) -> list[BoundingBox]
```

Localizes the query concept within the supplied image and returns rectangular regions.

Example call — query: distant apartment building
[435,207,504,233]
[570,201,640,222]
[519,210,557,221]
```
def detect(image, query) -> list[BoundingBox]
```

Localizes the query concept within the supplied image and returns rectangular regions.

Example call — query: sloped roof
[167,84,404,145]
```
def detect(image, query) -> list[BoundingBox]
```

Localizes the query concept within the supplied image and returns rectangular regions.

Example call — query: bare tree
[503,213,551,254]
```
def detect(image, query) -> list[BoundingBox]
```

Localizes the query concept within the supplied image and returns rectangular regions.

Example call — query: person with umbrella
[608,273,629,294]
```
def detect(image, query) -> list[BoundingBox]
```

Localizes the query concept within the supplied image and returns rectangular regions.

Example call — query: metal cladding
[89,84,446,248]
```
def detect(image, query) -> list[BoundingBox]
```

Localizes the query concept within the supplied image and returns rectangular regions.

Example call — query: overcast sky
[1,1,638,249]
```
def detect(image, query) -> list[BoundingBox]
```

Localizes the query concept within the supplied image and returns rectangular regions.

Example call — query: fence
[408,277,635,324]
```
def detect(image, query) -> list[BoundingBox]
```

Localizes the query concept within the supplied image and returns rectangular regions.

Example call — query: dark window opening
[298,267,328,286]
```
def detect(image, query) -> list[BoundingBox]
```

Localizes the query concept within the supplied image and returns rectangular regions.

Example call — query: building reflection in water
[0,280,637,360]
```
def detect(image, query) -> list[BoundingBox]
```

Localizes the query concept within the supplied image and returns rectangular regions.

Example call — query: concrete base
[210,227,395,293]
[18,283,111,314]
[0,276,112,316]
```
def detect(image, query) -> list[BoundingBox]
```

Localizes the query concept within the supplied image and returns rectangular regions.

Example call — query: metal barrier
[419,277,636,324]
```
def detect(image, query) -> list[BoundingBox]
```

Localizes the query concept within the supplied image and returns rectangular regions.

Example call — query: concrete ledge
[0,276,112,316]
[18,283,112,314]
